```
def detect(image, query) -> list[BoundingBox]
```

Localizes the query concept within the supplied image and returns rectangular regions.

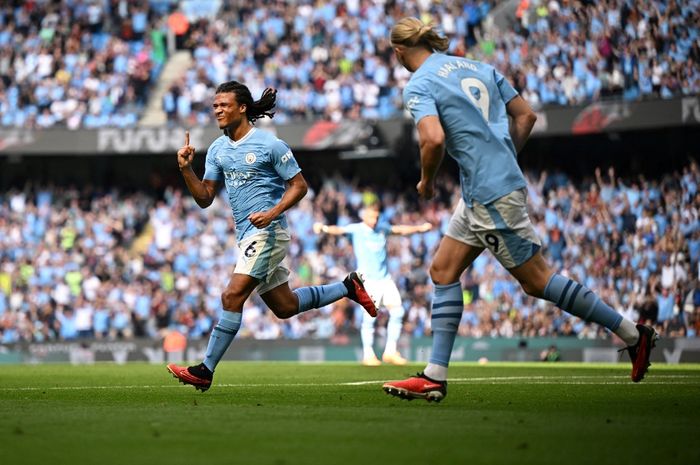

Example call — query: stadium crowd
[0,0,175,129]
[1,0,698,129]
[502,0,700,106]
[1,160,699,344]
[168,0,700,125]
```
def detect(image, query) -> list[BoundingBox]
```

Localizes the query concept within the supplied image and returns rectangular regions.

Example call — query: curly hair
[215,81,277,123]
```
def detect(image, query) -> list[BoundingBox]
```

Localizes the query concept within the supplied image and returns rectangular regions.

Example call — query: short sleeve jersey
[403,53,527,206]
[344,221,392,280]
[203,128,301,241]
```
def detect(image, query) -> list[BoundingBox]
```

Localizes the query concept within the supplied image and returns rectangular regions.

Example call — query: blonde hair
[390,17,449,52]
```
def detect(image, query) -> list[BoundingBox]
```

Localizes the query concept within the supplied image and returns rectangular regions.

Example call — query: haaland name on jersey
[403,53,527,207]
[436,59,478,78]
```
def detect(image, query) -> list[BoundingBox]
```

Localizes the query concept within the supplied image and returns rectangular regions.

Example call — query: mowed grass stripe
[2,373,699,391]
[1,363,699,465]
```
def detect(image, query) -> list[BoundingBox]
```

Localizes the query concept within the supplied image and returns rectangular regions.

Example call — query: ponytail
[247,87,277,123]
[390,17,449,52]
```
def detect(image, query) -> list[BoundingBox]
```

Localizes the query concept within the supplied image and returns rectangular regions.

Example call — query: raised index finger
[185,131,190,146]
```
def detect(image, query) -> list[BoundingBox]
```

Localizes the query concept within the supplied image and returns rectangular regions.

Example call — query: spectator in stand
[2,1,697,128]
[0,0,166,129]
[165,0,698,126]
[0,159,698,344]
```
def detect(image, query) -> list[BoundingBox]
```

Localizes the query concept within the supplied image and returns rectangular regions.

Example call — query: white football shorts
[363,277,403,309]
[234,225,291,295]
[446,188,542,269]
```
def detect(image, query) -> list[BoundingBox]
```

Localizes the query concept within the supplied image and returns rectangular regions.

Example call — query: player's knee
[221,288,245,311]
[389,306,405,320]
[429,262,456,285]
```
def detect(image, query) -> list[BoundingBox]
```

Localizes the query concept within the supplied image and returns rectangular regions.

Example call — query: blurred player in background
[314,201,432,366]
[382,18,658,402]
[167,81,377,391]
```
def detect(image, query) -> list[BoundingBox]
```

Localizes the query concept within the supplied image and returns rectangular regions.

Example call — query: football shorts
[234,225,291,295]
[446,188,541,269]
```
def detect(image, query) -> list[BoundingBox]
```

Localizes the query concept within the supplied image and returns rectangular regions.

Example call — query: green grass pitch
[1,362,699,465]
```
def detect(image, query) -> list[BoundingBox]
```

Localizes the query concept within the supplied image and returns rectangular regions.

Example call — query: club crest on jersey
[245,153,256,164]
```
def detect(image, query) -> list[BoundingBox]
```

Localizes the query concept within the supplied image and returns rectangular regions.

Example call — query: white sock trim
[423,363,448,381]
[615,319,639,346]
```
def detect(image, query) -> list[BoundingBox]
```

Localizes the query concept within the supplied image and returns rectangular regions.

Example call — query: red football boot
[344,271,378,317]
[383,372,447,402]
[619,324,659,382]
[167,363,213,392]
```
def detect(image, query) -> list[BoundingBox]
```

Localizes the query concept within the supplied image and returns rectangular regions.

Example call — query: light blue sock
[429,282,464,367]
[543,274,622,330]
[203,311,242,372]
[293,282,348,313]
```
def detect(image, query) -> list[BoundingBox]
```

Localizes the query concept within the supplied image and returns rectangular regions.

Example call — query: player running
[382,18,657,402]
[167,81,377,391]
[314,200,432,366]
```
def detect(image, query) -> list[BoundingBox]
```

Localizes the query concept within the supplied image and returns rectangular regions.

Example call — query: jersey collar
[227,127,256,147]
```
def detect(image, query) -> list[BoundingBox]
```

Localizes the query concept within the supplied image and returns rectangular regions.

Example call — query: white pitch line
[1,374,698,391]
[342,374,700,386]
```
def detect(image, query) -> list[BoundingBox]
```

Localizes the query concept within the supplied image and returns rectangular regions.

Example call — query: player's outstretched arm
[312,222,347,235]
[391,222,433,235]
[416,115,445,200]
[249,172,308,229]
[506,95,537,153]
[178,131,218,208]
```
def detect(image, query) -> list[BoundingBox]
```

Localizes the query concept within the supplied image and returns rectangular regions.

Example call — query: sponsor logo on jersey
[224,170,252,188]
[280,150,293,163]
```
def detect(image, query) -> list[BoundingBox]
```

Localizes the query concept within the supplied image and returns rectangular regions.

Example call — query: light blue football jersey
[345,221,392,280]
[403,53,527,206]
[203,128,301,241]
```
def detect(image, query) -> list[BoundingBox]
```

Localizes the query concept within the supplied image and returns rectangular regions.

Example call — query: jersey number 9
[484,233,500,253]
[461,78,490,122]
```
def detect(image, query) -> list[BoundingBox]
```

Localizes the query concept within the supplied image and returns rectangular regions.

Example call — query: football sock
[543,274,637,345]
[203,310,242,372]
[423,363,448,381]
[293,282,348,313]
[616,319,640,347]
[361,312,376,359]
[425,282,463,381]
[384,305,405,354]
